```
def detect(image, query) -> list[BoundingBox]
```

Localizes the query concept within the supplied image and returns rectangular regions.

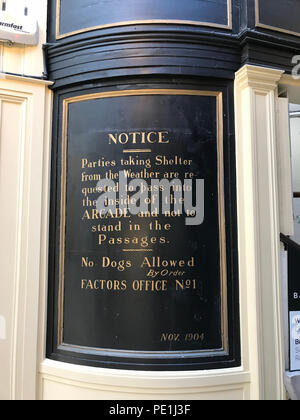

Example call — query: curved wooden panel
[55,0,232,39]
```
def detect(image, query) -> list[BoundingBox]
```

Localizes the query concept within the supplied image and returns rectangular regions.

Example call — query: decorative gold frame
[56,0,232,40]
[57,89,229,357]
[255,0,300,38]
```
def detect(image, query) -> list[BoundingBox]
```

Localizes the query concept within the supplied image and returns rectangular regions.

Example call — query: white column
[0,74,52,400]
[234,65,285,400]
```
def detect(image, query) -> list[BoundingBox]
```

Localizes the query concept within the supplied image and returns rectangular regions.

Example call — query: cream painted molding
[235,65,284,91]
[234,65,285,400]
[38,359,251,400]
[0,76,53,400]
[280,74,300,87]
[0,73,53,86]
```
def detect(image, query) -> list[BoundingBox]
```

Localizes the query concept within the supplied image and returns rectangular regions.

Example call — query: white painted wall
[0,0,46,77]
[234,65,285,400]
[0,1,51,401]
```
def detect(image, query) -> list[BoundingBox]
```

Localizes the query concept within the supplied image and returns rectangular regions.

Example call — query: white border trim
[234,65,285,400]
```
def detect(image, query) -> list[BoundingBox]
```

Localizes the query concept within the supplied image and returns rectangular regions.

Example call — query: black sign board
[55,0,231,39]
[280,235,300,371]
[288,245,300,313]
[256,0,300,37]
[47,86,240,370]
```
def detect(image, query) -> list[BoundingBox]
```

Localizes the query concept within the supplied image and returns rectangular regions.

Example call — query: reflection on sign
[59,89,228,359]
[56,0,232,39]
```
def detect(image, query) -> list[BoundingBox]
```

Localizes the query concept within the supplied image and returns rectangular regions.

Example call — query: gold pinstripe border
[57,88,229,357]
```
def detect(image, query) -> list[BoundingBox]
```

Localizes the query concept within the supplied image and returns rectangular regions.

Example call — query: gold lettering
[108,133,118,144]
[108,131,170,145]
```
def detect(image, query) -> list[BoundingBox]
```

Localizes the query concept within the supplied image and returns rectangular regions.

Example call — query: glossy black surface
[64,93,222,352]
[57,0,229,38]
[46,1,300,91]
[46,78,240,370]
[287,243,300,313]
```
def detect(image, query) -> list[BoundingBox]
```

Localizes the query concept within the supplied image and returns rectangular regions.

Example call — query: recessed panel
[256,0,300,37]
[56,0,231,38]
